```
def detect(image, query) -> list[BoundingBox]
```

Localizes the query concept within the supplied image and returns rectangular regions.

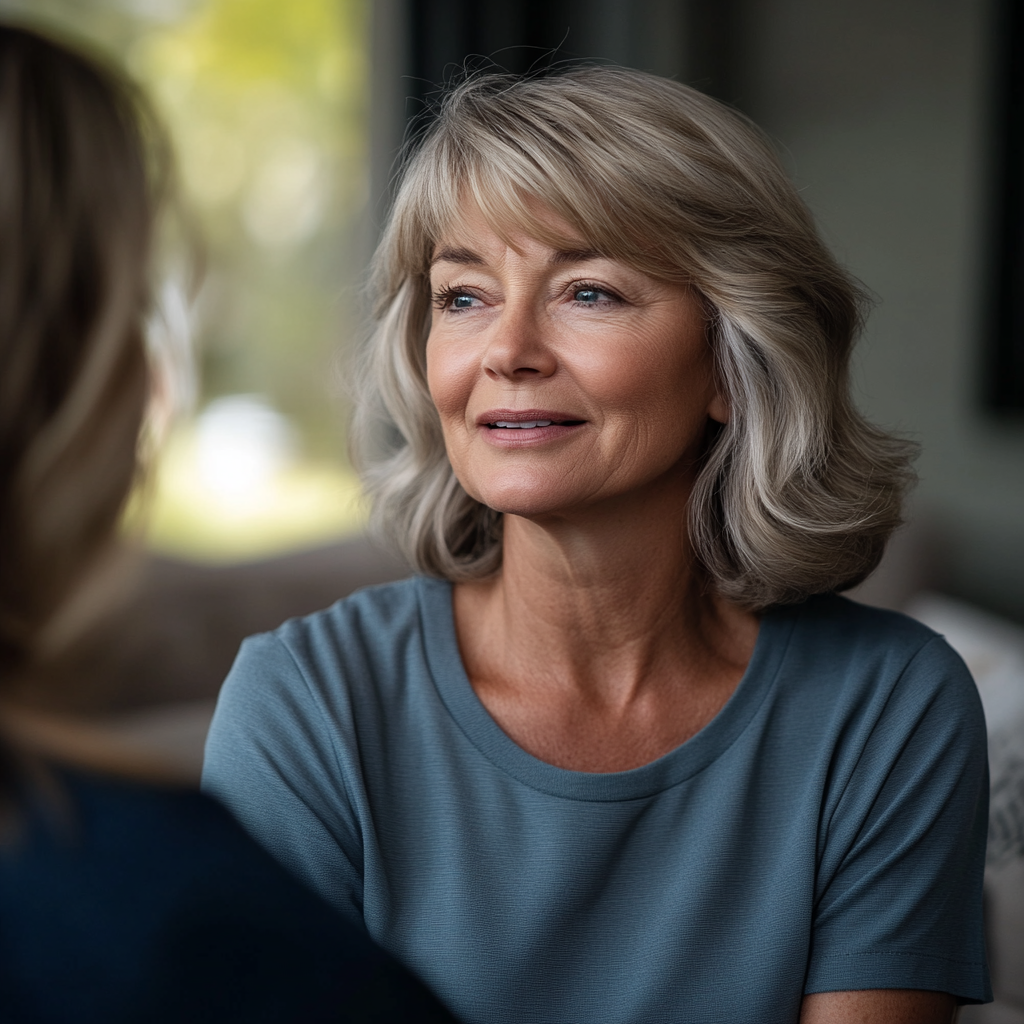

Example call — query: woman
[0,24,454,1023]
[204,67,990,1023]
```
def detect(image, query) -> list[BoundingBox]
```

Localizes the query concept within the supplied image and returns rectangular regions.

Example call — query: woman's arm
[202,632,366,920]
[800,990,957,1023]
[803,634,990,1005]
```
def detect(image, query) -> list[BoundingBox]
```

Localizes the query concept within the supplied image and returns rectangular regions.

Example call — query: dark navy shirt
[204,578,991,1024]
[0,766,455,1023]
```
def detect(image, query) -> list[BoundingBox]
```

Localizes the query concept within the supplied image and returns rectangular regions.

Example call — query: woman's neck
[452,486,761,771]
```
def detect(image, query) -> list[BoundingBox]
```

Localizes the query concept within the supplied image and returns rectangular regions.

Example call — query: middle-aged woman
[204,66,991,1023]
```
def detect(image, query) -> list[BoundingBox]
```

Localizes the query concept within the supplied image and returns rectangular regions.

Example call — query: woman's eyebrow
[550,247,605,265]
[430,245,483,267]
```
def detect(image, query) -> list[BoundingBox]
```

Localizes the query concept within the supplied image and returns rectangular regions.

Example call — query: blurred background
[2,0,371,562]
[2,0,1023,1017]
[0,0,412,723]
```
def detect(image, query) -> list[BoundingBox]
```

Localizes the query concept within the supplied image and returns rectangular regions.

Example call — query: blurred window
[4,0,370,561]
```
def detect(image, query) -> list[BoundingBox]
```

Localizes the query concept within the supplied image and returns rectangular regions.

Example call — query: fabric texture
[203,576,991,1024]
[0,764,455,1024]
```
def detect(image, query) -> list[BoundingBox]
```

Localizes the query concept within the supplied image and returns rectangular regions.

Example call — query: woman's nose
[481,305,558,381]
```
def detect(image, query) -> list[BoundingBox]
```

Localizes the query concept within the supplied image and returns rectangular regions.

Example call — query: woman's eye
[572,286,613,305]
[432,288,481,312]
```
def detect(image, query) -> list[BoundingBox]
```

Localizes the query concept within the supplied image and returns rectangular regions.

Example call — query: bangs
[411,139,631,270]
[382,66,800,305]
[392,81,700,284]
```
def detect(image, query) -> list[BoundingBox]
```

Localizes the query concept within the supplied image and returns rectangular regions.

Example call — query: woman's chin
[469,482,598,522]
[474,495,564,520]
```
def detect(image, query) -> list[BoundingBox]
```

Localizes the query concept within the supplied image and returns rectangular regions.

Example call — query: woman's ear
[708,391,730,425]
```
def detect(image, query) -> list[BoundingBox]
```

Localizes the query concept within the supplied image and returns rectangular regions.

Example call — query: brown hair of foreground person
[0,25,162,692]
[0,27,460,1024]
[353,67,918,608]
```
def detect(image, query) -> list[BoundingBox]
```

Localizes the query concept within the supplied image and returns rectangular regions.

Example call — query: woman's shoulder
[787,592,953,664]
[224,574,450,714]
[796,591,938,640]
[778,593,983,725]
[266,573,441,655]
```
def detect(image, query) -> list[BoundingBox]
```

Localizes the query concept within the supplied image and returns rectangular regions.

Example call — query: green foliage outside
[1,0,371,560]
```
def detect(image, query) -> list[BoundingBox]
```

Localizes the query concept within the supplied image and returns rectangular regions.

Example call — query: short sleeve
[806,636,991,1003]
[201,632,365,923]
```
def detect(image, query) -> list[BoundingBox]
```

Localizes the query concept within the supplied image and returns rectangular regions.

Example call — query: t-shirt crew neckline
[416,575,799,802]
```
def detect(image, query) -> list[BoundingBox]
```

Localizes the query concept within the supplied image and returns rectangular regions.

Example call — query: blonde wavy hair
[352,65,916,609]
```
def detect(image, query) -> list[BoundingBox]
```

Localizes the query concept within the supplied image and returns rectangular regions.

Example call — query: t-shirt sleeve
[805,636,991,1003]
[201,632,365,924]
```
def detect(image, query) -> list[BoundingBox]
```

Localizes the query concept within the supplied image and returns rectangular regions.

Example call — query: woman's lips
[475,410,586,446]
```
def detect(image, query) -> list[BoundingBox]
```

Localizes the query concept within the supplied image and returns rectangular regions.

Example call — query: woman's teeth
[492,420,552,428]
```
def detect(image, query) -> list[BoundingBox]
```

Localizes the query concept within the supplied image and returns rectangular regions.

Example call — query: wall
[735,0,1024,620]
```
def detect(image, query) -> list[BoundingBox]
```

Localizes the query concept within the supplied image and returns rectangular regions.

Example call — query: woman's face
[425,204,728,521]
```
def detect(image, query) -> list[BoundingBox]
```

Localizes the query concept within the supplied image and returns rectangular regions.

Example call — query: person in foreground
[203,67,991,1023]
[0,24,455,1024]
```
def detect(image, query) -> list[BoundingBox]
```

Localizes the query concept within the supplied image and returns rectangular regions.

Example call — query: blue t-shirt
[203,577,991,1024]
